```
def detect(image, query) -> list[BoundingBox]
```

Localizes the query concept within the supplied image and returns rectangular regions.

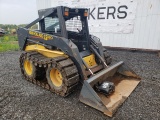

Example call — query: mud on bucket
[79,61,141,117]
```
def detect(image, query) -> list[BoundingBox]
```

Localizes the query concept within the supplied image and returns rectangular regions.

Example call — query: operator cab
[38,6,90,53]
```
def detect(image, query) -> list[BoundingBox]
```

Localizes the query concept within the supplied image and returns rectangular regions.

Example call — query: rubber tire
[46,63,68,93]
[22,59,37,79]
[21,55,45,80]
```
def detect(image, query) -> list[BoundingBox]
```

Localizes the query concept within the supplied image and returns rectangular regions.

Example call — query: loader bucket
[79,61,141,117]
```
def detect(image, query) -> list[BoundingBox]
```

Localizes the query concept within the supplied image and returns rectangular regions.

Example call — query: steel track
[19,52,79,97]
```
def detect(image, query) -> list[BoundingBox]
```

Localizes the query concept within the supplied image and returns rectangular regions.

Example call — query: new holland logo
[29,31,53,40]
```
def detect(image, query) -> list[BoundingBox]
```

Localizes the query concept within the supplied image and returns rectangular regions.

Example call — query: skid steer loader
[17,6,141,117]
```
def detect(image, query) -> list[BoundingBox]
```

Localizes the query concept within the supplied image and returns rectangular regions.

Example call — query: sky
[0,0,38,25]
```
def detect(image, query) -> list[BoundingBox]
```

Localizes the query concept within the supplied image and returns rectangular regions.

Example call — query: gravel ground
[0,50,160,120]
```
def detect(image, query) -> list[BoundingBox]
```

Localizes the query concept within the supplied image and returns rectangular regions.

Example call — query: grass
[0,35,19,52]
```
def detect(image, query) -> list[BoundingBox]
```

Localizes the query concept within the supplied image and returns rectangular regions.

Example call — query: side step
[79,61,141,117]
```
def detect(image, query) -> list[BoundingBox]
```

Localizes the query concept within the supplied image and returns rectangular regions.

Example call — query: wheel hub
[50,68,63,87]
[24,59,33,76]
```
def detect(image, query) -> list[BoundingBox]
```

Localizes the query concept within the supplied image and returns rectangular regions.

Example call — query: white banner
[52,0,137,33]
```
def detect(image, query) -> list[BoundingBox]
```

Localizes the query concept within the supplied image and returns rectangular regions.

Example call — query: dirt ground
[0,50,160,120]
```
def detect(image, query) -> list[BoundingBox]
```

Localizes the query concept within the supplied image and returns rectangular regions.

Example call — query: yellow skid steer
[17,6,141,117]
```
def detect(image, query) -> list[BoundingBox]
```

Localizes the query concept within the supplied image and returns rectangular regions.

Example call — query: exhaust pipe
[79,61,141,117]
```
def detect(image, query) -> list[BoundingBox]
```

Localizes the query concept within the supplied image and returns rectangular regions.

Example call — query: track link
[19,52,79,97]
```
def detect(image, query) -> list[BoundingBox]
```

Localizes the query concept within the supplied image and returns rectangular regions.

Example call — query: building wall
[36,0,160,50]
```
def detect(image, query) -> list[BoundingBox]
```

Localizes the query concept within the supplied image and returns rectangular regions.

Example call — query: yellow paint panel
[83,54,97,67]
[25,44,68,58]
